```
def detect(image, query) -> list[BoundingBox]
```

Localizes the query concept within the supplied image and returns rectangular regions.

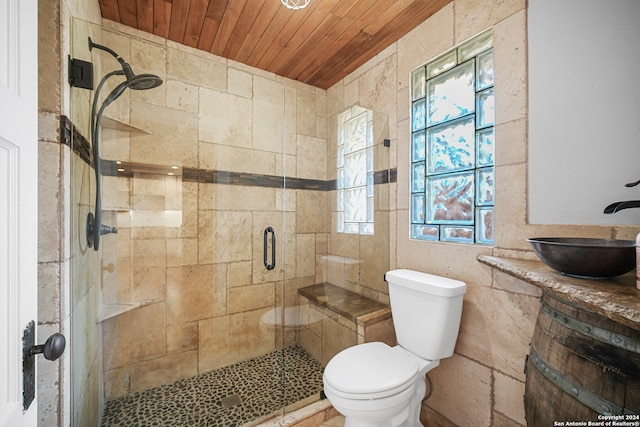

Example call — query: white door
[0,0,39,426]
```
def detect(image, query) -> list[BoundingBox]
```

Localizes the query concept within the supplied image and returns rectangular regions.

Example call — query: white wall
[528,0,640,225]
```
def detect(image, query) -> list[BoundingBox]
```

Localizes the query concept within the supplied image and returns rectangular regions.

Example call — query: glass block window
[337,106,374,235]
[410,30,494,244]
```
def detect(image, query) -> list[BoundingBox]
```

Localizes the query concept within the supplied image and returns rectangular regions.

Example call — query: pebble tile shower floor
[101,346,324,427]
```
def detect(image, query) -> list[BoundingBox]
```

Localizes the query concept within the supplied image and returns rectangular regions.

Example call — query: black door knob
[30,333,66,361]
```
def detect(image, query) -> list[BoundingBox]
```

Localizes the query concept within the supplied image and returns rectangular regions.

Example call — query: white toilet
[322,269,466,427]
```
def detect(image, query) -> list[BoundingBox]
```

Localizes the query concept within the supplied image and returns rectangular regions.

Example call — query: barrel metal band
[545,292,598,313]
[541,298,640,354]
[529,348,637,416]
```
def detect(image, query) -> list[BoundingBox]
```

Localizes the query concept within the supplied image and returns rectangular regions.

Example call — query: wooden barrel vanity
[478,255,640,427]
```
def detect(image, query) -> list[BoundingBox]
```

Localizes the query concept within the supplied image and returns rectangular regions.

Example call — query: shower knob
[29,333,66,361]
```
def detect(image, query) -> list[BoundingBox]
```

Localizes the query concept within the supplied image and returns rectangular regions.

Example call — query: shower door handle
[264,226,276,271]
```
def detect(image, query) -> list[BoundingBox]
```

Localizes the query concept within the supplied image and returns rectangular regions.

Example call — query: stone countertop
[477,255,640,331]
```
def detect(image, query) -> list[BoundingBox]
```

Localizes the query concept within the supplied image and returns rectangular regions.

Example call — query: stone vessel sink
[526,237,636,278]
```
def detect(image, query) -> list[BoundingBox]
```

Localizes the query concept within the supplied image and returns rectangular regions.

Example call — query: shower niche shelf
[97,299,154,323]
[101,116,151,134]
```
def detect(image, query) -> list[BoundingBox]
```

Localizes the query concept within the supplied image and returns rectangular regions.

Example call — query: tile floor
[101,346,324,427]
[319,415,345,426]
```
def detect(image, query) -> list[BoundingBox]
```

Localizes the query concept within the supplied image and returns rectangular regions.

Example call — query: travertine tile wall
[327,1,640,426]
[38,1,66,425]
[38,0,104,426]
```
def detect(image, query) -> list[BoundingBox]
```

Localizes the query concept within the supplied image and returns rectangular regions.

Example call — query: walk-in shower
[69,19,390,427]
[86,37,163,251]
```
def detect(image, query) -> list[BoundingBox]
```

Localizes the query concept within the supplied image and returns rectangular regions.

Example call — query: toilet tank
[385,269,466,360]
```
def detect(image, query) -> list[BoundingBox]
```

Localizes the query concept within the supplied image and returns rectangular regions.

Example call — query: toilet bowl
[323,342,438,427]
[322,270,466,427]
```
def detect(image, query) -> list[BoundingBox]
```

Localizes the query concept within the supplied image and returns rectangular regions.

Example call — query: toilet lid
[324,342,419,396]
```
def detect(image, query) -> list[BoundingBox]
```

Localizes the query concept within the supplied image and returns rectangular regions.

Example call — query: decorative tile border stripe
[61,115,397,191]
[375,168,396,185]
[61,115,93,167]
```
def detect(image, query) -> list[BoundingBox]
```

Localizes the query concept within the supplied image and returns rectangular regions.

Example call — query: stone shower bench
[298,283,396,353]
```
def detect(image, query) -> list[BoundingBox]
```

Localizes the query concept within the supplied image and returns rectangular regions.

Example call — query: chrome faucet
[603,179,640,214]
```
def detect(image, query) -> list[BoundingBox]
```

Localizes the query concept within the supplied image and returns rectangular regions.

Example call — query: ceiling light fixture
[281,0,310,10]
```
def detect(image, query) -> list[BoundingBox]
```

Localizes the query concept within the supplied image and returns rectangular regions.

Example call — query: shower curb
[256,399,337,426]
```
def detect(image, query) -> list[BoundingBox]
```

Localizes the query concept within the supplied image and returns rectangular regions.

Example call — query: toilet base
[342,406,420,427]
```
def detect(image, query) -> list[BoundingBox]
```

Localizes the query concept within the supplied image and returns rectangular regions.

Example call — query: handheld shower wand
[86,37,163,250]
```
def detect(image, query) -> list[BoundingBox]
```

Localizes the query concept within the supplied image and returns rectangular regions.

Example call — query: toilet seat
[323,342,421,400]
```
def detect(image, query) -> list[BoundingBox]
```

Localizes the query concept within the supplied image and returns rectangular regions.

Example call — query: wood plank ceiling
[97,0,452,89]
